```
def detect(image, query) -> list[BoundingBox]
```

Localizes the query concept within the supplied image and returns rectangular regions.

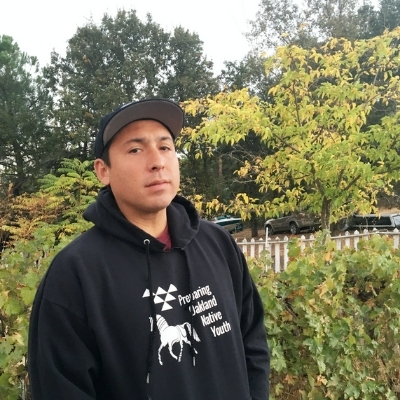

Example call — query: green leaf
[20,287,36,306]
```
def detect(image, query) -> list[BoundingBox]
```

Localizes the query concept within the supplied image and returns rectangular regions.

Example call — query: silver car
[346,213,400,230]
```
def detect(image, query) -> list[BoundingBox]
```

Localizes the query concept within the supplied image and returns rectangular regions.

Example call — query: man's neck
[122,209,168,238]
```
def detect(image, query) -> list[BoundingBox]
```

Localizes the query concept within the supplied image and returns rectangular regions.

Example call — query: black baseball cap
[94,98,184,159]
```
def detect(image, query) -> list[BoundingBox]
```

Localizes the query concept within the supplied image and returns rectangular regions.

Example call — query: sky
[2,0,261,74]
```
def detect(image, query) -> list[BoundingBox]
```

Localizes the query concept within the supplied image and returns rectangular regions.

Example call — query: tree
[357,3,383,39]
[359,0,400,39]
[44,10,218,161]
[158,26,218,101]
[377,0,400,32]
[219,54,273,98]
[246,0,315,51]
[218,53,276,237]
[246,0,369,54]
[304,0,362,40]
[184,29,400,231]
[220,0,369,235]
[0,35,57,195]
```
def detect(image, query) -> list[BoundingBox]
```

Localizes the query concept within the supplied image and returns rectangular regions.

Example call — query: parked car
[346,213,400,231]
[264,212,320,235]
[213,215,244,233]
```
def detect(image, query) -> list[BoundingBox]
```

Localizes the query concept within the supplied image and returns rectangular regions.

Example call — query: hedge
[1,230,400,399]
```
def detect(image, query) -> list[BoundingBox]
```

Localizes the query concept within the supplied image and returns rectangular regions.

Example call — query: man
[28,99,270,399]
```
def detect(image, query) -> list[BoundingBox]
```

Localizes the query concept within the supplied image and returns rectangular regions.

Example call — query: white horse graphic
[156,314,201,365]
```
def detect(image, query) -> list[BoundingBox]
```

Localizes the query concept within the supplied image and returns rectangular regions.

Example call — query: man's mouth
[147,180,168,187]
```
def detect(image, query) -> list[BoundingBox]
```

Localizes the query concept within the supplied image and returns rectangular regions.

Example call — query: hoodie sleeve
[28,275,100,399]
[239,251,270,400]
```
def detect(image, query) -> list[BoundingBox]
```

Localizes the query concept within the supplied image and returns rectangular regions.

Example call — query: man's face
[94,119,180,222]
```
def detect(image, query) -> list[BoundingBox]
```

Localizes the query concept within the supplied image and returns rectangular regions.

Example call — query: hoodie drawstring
[144,239,156,385]
[181,249,196,367]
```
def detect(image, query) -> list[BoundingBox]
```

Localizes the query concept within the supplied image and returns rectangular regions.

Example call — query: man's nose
[149,148,165,170]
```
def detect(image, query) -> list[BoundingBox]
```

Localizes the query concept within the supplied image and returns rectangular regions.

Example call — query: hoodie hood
[83,186,199,252]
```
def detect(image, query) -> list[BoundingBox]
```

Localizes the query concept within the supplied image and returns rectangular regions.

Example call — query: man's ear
[94,159,110,185]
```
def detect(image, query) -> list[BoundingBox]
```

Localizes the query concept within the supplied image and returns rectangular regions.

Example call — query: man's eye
[129,148,141,153]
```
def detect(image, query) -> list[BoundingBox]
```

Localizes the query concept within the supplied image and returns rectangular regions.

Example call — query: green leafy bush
[250,233,400,399]
[0,227,76,399]
[2,198,400,399]
[0,158,98,399]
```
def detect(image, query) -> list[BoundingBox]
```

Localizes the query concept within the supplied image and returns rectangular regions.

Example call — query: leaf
[3,298,22,316]
[19,287,36,306]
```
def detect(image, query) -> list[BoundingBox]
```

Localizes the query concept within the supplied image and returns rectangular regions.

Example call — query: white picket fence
[236,228,400,272]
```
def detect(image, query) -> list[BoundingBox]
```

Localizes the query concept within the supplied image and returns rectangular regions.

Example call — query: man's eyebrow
[121,138,144,146]
[157,135,174,142]
[122,135,174,146]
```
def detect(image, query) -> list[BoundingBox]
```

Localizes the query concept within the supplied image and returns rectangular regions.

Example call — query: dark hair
[98,130,118,167]
[101,144,111,167]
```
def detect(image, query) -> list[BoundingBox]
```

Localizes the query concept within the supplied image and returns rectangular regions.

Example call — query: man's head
[94,99,184,164]
[94,99,183,224]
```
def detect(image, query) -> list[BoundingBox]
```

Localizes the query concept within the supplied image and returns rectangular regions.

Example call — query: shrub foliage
[250,233,400,399]
[0,228,73,399]
[0,159,99,399]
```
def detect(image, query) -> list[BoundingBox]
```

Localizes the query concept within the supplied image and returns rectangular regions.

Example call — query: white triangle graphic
[156,287,167,295]
[162,302,173,311]
[168,284,178,293]
[165,293,176,301]
[154,295,164,304]
[142,289,150,298]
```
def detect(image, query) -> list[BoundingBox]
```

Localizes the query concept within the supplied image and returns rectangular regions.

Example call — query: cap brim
[103,99,184,147]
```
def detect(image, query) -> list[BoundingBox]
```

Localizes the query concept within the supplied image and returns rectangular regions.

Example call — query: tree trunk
[321,197,332,231]
[12,139,25,196]
[250,212,259,238]
[218,156,223,200]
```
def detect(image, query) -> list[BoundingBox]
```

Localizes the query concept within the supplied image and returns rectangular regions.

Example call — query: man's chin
[143,198,175,213]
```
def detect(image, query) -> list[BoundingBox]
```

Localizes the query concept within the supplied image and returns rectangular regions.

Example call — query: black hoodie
[28,187,270,399]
